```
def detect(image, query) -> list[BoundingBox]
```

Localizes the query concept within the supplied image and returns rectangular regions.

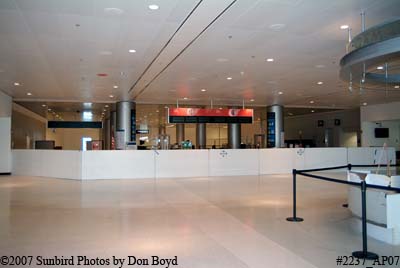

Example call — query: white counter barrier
[11,147,396,180]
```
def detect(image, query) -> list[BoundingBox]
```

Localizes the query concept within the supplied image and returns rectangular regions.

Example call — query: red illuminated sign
[167,108,253,124]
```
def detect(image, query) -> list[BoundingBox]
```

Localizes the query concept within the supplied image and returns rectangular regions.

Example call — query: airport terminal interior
[1,0,400,267]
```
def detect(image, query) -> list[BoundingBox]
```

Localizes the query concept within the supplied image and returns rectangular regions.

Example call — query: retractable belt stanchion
[342,164,352,208]
[352,180,379,260]
[286,169,304,222]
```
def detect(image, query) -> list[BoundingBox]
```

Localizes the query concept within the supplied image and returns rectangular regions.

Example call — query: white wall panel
[209,149,259,176]
[155,150,208,178]
[259,148,295,174]
[13,150,81,179]
[82,151,155,180]
[303,148,347,169]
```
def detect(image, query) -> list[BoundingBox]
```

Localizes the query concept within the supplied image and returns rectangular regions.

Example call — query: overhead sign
[168,108,253,124]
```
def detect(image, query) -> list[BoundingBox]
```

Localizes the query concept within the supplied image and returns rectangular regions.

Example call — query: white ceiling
[1,0,400,109]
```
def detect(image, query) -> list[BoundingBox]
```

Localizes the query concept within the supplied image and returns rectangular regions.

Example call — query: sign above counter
[168,108,253,124]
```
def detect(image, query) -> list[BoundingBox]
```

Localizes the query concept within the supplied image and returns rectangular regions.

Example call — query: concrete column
[267,105,284,148]
[196,123,206,149]
[228,123,241,149]
[176,124,185,144]
[116,101,135,146]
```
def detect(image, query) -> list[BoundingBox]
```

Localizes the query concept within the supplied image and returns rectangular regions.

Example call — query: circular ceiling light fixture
[317,81,323,85]
[42,104,46,107]
[113,85,118,89]
[105,105,109,108]
[128,49,136,53]
[201,89,207,92]
[278,91,283,95]
[309,100,314,104]
[376,66,384,70]
[250,99,255,102]
[183,97,188,100]
[395,85,400,89]
[266,58,274,62]
[311,110,315,113]
[363,102,368,106]
[26,92,32,96]
[340,25,349,30]
[226,77,232,80]
[109,94,114,98]
[14,82,20,86]
[148,4,159,10]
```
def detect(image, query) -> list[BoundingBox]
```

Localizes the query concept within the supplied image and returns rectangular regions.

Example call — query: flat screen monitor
[374,128,389,138]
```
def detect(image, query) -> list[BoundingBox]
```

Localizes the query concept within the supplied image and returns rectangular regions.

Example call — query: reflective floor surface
[0,173,398,268]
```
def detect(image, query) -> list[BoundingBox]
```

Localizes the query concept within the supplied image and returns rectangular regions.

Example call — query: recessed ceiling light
[42,104,46,107]
[376,66,384,70]
[156,110,159,113]
[266,58,274,62]
[310,100,314,104]
[311,110,315,113]
[363,102,367,106]
[201,89,207,92]
[219,107,223,110]
[26,92,32,96]
[14,82,20,86]
[148,4,159,10]
[104,7,124,15]
[103,109,107,112]
[250,99,255,102]
[183,97,188,100]
[113,85,118,89]
[278,91,283,95]
[105,105,109,108]
[340,25,349,30]
[83,102,92,107]
[288,112,294,116]
[128,49,136,53]
[48,108,52,111]
[109,94,114,98]
[395,85,400,89]
[269,23,286,31]
[226,77,232,80]
[317,81,323,85]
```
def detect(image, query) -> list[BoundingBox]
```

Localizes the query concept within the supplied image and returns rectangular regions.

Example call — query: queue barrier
[286,163,400,260]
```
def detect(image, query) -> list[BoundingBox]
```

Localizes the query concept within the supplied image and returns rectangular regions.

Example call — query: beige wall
[46,128,101,150]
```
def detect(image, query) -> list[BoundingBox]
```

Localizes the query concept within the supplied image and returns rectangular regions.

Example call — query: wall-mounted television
[374,128,389,138]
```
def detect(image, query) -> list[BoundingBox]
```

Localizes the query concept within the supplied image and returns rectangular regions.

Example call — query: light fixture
[219,107,223,110]
[201,89,207,92]
[26,92,32,96]
[113,85,118,89]
[183,97,188,100]
[42,104,46,107]
[278,91,283,95]
[266,58,274,62]
[156,110,159,113]
[363,102,367,106]
[395,85,400,89]
[105,105,109,108]
[109,94,114,98]
[83,111,93,120]
[83,102,92,107]
[309,100,314,104]
[103,109,106,112]
[48,108,52,111]
[376,66,384,70]
[250,99,254,102]
[14,82,20,86]
[311,110,315,113]
[317,81,323,85]
[128,49,136,53]
[340,25,349,30]
[148,4,159,10]
[226,77,232,80]
[288,112,294,116]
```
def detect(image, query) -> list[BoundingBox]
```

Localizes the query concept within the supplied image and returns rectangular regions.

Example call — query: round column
[176,124,185,144]
[116,101,136,147]
[267,105,284,148]
[196,123,207,149]
[228,123,241,149]
[110,111,116,150]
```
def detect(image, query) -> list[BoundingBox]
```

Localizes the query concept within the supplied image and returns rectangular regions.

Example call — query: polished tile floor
[0,173,398,268]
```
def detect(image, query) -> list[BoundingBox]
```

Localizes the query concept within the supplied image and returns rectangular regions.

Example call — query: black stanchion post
[286,169,304,222]
[348,163,352,171]
[352,180,378,260]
